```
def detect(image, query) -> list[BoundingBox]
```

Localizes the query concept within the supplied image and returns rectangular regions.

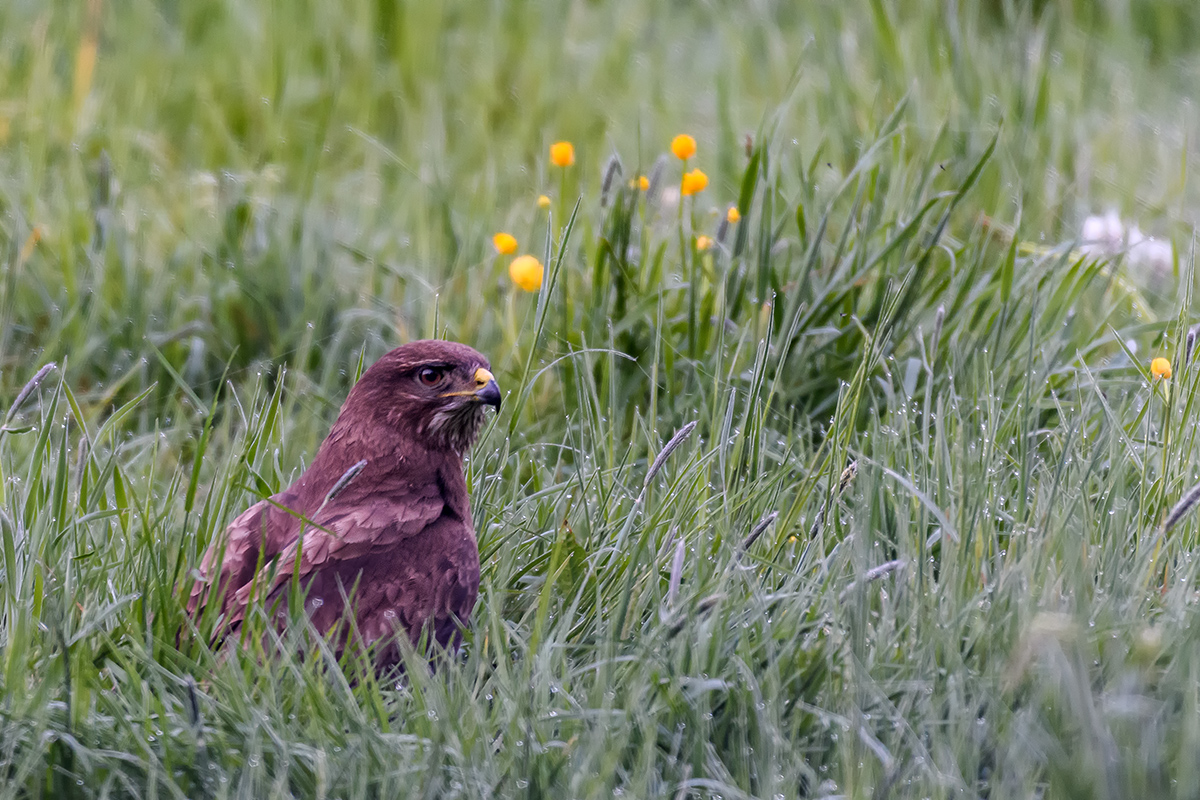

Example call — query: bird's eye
[418,367,444,387]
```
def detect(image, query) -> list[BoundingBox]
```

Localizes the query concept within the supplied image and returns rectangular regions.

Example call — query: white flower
[1129,236,1174,276]
[659,185,680,211]
[1079,210,1174,281]
[1081,209,1124,254]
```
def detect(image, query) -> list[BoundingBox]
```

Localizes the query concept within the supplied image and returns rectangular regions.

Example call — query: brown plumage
[187,340,500,671]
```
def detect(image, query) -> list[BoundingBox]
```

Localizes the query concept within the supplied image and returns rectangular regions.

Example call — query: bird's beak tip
[475,379,502,410]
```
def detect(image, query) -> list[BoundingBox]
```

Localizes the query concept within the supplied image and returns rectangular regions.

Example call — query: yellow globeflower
[537,194,552,209]
[550,141,575,167]
[671,134,697,160]
[1151,357,1173,380]
[510,255,544,292]
[696,235,713,251]
[726,206,741,223]
[680,168,708,196]
[492,232,518,255]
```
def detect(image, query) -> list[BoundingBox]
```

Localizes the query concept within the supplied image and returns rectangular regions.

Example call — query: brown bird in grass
[186,340,500,671]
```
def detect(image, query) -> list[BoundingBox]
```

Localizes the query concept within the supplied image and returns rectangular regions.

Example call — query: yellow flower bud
[1152,357,1173,380]
[537,194,551,209]
[671,134,697,160]
[680,168,708,196]
[726,206,741,223]
[509,255,544,292]
[696,235,713,251]
[492,232,518,255]
[549,141,575,167]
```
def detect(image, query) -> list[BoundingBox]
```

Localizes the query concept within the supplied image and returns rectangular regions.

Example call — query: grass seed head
[325,459,368,505]
[6,362,57,423]
[646,154,669,200]
[644,421,698,487]
[600,154,623,207]
[931,304,946,357]
[739,511,778,556]
[1163,481,1200,534]
[716,216,729,244]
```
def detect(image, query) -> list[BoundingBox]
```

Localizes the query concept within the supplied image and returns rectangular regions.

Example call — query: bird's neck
[297,427,468,511]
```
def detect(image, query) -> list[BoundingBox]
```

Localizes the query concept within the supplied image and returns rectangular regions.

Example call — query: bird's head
[340,340,501,456]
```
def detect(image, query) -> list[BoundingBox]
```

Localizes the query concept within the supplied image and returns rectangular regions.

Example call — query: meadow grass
[4,0,1200,797]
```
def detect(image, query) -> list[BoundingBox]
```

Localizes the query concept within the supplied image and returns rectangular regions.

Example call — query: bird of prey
[186,340,501,671]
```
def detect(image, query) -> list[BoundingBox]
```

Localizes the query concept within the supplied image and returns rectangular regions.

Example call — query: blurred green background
[3,0,1199,398]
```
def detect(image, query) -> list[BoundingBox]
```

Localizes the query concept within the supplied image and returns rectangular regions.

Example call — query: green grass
[4,0,1200,796]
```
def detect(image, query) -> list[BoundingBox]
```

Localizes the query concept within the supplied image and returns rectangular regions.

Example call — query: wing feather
[186,491,301,617]
[224,490,446,625]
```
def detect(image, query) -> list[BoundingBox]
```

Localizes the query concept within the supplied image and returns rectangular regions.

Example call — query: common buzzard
[187,340,500,670]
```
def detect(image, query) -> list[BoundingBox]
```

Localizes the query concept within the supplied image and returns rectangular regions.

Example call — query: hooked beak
[472,367,502,410]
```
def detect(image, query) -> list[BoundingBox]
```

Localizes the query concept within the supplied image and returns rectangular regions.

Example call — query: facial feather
[423,401,488,455]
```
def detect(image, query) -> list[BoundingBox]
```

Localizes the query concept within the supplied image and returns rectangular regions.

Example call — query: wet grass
[4,0,1200,797]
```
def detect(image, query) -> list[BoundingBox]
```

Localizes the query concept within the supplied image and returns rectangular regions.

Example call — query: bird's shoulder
[287,475,457,567]
[324,473,446,535]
